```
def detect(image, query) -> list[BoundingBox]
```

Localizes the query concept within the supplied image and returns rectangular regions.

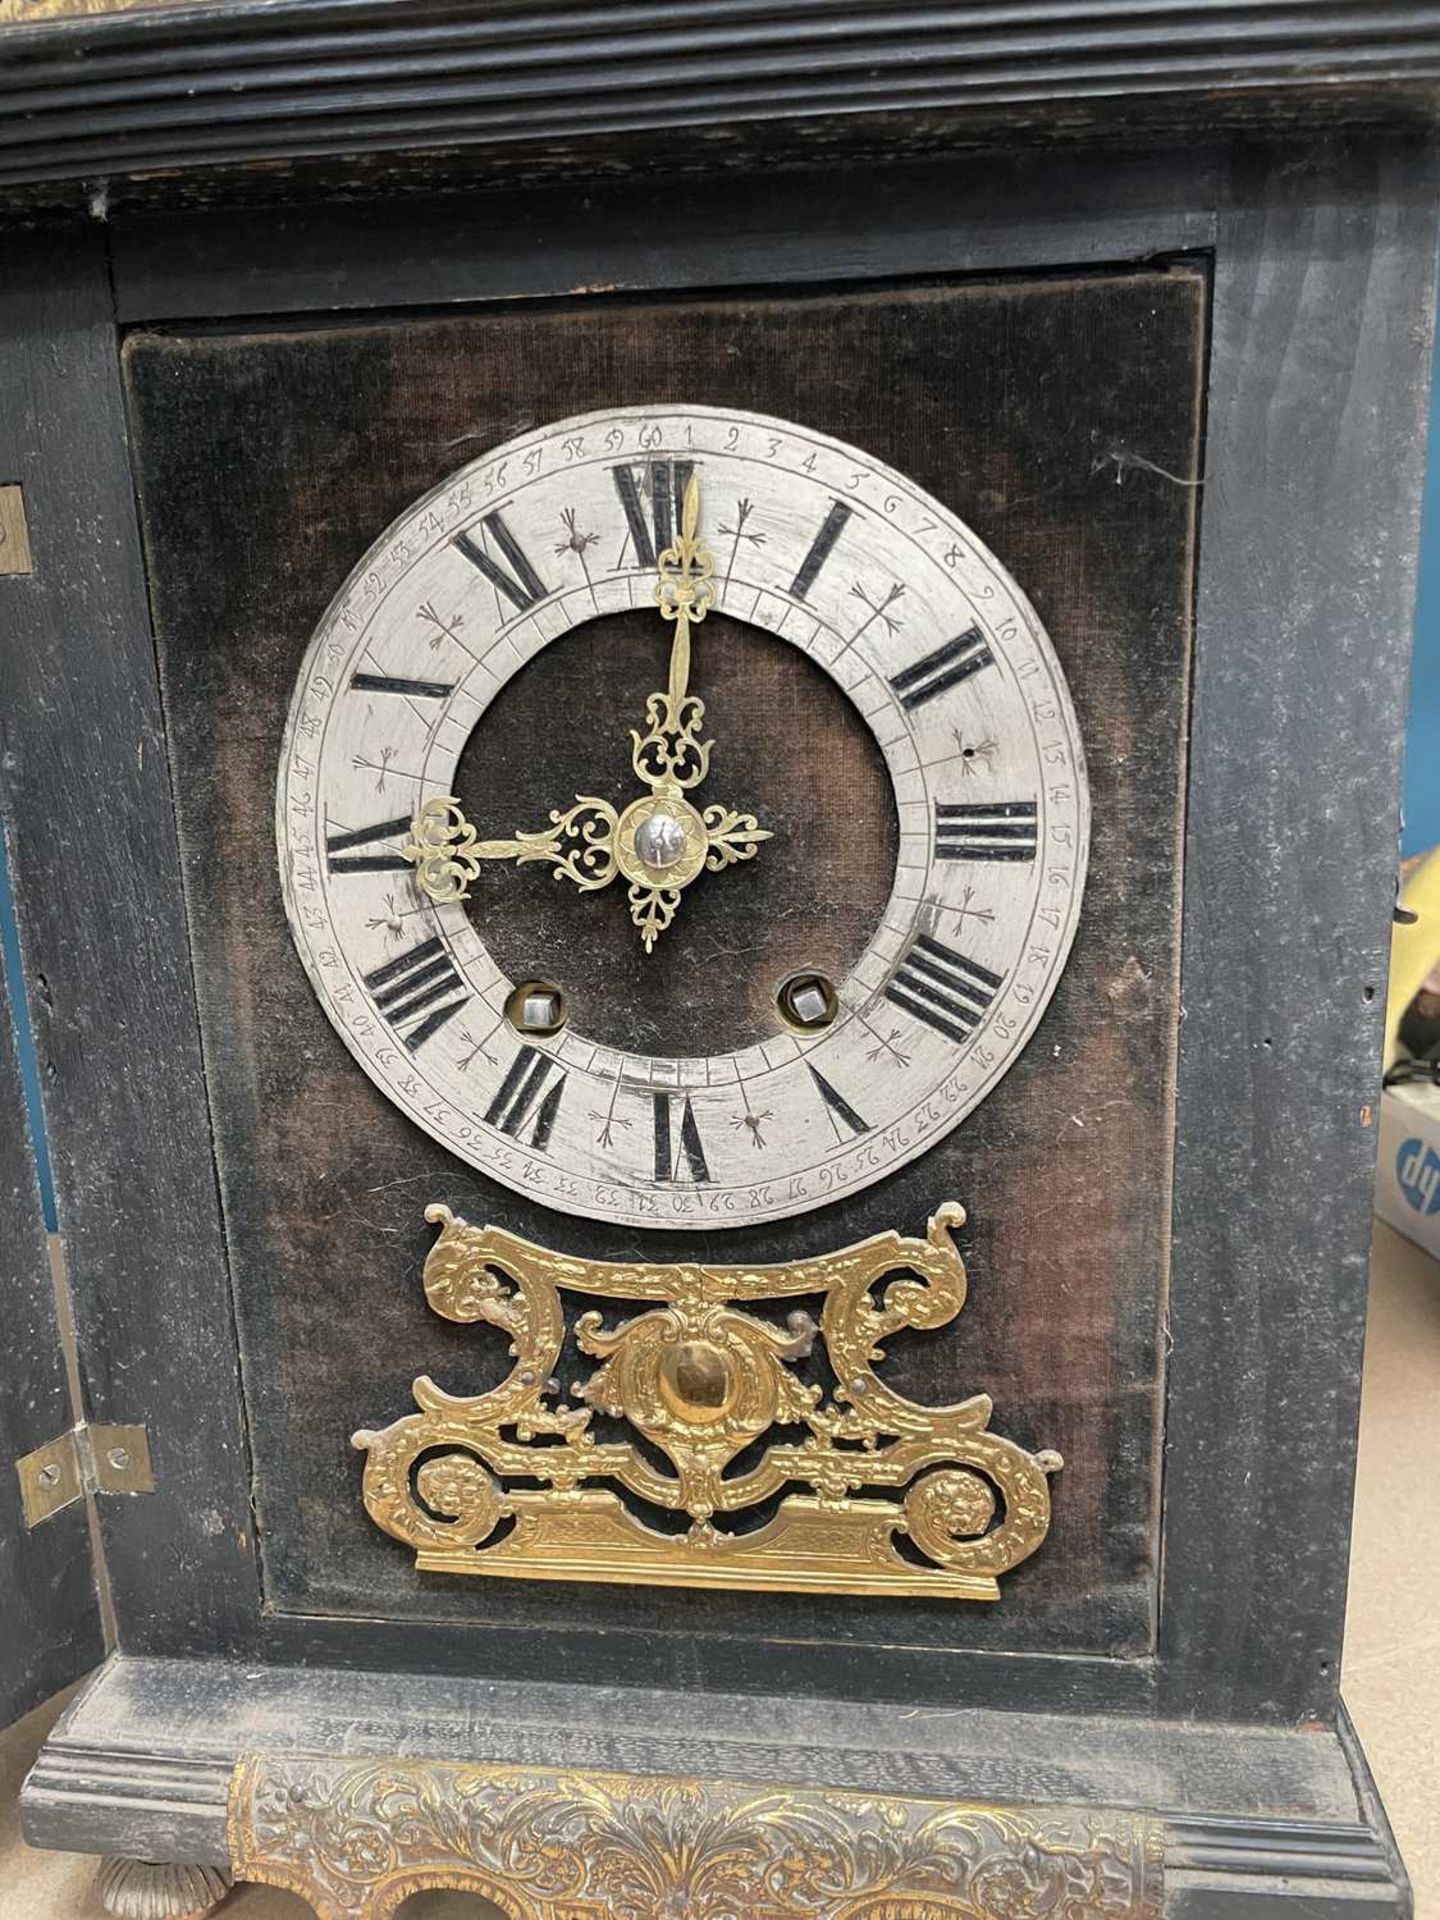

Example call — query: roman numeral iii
[884,934,1002,1044]
[453,509,548,611]
[484,1045,566,1151]
[889,626,994,710]
[612,458,694,569]
[935,800,1038,861]
[363,935,469,1051]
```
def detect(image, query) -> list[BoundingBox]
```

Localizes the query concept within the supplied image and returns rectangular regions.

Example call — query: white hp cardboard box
[1375,1080,1440,1259]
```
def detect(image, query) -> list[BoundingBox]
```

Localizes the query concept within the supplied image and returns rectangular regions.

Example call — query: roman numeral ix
[653,1091,710,1183]
[483,1044,566,1151]
[326,814,413,874]
[884,934,1002,1045]
[363,935,469,1051]
[888,626,994,710]
[453,509,548,612]
[612,458,694,569]
[935,800,1038,862]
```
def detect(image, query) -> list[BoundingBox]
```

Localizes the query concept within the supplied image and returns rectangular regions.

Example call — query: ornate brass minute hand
[631,471,715,793]
[404,468,769,952]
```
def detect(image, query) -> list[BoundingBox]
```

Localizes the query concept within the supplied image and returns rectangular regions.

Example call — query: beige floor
[1343,1220,1440,1902]
[1,1221,1436,1917]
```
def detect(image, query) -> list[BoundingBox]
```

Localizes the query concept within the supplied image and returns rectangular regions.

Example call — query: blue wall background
[1404,355,1440,857]
[0,824,57,1228]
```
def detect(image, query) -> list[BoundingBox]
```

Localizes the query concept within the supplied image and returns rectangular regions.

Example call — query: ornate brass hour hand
[403,795,620,904]
[403,471,770,951]
[403,788,769,953]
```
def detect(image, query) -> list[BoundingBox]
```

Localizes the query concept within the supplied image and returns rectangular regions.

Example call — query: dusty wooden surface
[5,2,1440,217]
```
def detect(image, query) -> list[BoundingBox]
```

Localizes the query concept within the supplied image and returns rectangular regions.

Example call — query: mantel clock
[0,7,1432,1918]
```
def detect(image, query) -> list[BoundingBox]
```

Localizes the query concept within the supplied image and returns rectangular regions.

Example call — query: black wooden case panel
[123,267,1203,1664]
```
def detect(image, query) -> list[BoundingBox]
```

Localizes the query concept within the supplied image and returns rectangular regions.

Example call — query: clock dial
[277,404,1089,1229]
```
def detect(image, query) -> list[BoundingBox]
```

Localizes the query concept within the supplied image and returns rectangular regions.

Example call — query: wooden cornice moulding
[2,1,1440,194]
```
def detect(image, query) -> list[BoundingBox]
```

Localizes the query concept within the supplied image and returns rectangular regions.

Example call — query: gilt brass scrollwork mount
[353,1201,1062,1599]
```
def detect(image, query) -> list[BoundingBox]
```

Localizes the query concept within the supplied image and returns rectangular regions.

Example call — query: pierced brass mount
[353,1204,1061,1599]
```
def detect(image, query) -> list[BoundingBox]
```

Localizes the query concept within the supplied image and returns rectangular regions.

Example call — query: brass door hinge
[0,483,35,575]
[16,1423,153,1529]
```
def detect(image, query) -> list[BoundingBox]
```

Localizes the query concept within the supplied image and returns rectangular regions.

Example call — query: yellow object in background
[1388,846,1440,1066]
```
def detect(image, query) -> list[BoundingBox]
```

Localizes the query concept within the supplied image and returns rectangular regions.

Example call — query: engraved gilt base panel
[227,1752,1164,1920]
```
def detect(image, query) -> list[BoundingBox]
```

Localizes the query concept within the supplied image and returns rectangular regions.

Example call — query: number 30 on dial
[277,405,1089,1229]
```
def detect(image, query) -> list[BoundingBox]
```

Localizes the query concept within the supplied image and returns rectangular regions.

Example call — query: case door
[0,866,104,1728]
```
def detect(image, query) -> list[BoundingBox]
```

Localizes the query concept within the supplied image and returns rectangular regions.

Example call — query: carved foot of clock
[94,1856,233,1919]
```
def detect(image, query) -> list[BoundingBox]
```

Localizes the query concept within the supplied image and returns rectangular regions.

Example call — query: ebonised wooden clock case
[0,6,1435,1916]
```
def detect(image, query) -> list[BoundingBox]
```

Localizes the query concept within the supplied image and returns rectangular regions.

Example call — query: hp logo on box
[1396,1138,1440,1217]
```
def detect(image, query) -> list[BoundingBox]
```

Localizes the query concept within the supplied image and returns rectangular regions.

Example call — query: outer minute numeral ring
[276,403,1088,1230]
